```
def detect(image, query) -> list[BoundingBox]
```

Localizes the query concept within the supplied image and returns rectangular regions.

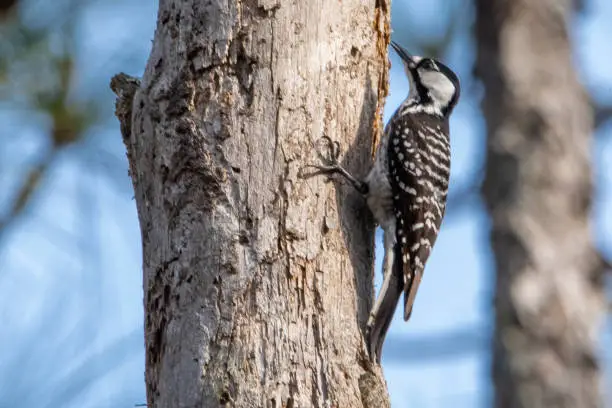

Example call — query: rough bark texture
[475,1,605,407]
[112,0,391,407]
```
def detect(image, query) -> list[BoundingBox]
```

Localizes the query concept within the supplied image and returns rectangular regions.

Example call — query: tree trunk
[111,0,391,407]
[475,1,605,407]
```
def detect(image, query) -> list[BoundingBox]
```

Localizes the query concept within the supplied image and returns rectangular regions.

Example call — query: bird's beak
[390,41,416,69]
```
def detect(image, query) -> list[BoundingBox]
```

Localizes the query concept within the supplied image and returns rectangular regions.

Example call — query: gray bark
[475,1,605,407]
[112,0,392,407]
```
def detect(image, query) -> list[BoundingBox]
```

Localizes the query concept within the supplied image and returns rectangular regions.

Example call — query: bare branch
[0,152,56,240]
[110,73,140,138]
[595,105,612,129]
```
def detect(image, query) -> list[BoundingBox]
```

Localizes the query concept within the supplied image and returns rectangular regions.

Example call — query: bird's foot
[301,136,343,178]
[300,136,368,194]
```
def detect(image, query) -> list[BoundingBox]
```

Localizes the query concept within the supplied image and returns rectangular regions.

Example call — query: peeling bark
[112,0,391,407]
[475,1,605,407]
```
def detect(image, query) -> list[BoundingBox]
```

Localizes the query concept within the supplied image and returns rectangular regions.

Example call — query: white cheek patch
[420,71,455,107]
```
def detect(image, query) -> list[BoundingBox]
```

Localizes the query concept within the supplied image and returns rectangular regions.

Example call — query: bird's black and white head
[391,41,460,118]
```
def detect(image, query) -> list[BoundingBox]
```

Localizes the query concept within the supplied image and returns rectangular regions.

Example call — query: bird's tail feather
[403,268,422,321]
[365,258,404,364]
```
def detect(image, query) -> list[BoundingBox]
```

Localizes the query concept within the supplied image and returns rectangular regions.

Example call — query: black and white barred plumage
[305,41,460,363]
[389,113,451,320]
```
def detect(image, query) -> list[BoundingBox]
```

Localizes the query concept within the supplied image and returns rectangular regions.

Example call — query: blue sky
[381,1,612,406]
[0,0,611,407]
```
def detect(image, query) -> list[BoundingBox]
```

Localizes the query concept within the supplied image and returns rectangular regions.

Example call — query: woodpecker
[306,41,460,363]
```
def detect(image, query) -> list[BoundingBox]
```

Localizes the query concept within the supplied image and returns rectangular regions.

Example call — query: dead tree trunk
[111,0,391,407]
[475,1,605,407]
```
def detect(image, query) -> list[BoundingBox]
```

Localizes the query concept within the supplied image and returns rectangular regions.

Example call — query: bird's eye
[420,60,434,70]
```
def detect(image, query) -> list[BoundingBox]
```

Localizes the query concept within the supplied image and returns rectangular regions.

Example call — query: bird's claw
[316,136,341,166]
[301,136,367,194]
[300,163,341,182]
[299,136,343,181]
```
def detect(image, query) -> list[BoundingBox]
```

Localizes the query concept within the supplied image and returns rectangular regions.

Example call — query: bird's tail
[365,256,404,364]
[403,267,423,321]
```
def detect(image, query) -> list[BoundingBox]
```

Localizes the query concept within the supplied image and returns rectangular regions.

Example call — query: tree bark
[475,1,605,407]
[112,0,391,407]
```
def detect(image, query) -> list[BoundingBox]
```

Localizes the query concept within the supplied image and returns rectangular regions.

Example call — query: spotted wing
[387,114,449,321]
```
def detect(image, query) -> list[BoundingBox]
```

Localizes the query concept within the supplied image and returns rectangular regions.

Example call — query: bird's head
[391,41,460,117]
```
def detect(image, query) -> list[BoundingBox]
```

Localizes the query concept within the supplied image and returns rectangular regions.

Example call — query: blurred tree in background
[475,0,605,406]
[0,0,610,407]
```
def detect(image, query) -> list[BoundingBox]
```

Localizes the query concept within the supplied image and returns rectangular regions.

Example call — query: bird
[304,41,461,363]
